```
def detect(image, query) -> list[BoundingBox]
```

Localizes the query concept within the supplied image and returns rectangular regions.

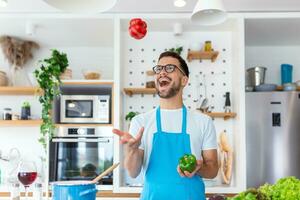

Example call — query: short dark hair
[158,51,189,77]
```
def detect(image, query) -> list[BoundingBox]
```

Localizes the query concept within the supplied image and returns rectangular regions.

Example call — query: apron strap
[181,105,187,134]
[156,105,187,134]
[156,107,162,132]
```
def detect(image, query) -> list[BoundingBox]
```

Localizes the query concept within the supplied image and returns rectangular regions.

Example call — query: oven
[60,95,111,124]
[49,126,114,187]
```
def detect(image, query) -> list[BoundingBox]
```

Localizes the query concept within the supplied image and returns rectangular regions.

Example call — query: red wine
[18,172,37,186]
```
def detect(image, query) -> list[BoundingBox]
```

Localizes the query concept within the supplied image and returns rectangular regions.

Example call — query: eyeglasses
[152,64,186,75]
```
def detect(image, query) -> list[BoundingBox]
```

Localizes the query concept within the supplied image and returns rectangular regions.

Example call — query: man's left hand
[177,160,203,178]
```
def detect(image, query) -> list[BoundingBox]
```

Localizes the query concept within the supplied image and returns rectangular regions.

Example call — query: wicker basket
[0,71,8,86]
[83,70,101,80]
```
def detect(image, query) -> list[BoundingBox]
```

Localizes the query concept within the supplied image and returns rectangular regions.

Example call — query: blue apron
[140,106,205,200]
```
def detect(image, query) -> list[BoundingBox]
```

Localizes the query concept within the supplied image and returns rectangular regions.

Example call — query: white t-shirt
[129,107,217,174]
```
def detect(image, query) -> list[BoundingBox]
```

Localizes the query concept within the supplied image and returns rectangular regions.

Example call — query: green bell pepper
[179,154,197,173]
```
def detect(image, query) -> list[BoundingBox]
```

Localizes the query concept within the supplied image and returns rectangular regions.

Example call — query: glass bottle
[33,183,43,200]
[10,183,20,200]
[0,166,2,185]
[224,92,231,113]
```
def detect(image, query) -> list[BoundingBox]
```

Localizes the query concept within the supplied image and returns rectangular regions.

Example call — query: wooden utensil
[91,163,120,184]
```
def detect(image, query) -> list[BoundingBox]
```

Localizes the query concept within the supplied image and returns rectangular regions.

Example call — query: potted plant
[125,111,139,122]
[21,101,31,120]
[168,46,183,55]
[125,111,139,130]
[34,49,68,150]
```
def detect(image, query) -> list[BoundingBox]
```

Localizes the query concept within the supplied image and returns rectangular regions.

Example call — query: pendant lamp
[43,0,117,13]
[191,0,227,25]
[0,0,8,7]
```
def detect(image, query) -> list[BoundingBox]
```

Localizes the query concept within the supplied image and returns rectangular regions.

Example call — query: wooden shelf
[276,85,300,91]
[123,88,156,96]
[0,86,42,95]
[197,111,237,120]
[0,81,114,96]
[0,121,115,127]
[62,80,114,85]
[0,120,42,126]
[56,123,113,127]
[187,50,219,62]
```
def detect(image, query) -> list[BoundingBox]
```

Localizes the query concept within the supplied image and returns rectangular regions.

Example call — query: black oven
[49,127,113,186]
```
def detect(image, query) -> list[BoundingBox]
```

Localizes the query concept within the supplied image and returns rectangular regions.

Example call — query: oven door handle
[51,138,111,143]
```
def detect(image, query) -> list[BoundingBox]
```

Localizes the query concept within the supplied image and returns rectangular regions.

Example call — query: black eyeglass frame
[152,64,186,76]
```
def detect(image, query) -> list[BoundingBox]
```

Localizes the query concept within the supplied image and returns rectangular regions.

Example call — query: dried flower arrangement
[0,36,39,68]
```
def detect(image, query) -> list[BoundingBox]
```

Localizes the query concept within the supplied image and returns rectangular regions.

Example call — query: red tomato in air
[129,18,147,40]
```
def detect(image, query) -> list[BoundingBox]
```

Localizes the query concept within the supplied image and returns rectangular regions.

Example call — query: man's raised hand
[112,127,144,149]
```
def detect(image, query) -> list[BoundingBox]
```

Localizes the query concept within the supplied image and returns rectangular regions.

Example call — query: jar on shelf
[3,108,12,120]
[12,114,20,120]
[204,41,212,52]
[10,182,20,200]
[146,70,155,88]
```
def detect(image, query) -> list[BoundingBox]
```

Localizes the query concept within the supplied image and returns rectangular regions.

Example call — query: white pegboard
[120,31,236,186]
[121,32,233,121]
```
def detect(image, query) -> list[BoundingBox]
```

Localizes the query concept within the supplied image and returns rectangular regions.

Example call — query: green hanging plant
[34,49,68,150]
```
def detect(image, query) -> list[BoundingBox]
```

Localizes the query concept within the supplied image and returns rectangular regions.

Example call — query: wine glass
[18,160,37,199]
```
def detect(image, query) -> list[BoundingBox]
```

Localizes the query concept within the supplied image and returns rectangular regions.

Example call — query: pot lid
[51,180,94,186]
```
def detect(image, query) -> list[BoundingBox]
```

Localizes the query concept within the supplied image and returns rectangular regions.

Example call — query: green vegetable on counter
[228,176,300,200]
[179,154,197,173]
[259,176,300,200]
[227,188,268,200]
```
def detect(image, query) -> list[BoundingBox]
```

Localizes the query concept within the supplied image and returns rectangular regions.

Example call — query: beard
[156,80,181,99]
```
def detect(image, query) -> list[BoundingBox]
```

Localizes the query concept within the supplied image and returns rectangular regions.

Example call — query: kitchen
[0,0,300,199]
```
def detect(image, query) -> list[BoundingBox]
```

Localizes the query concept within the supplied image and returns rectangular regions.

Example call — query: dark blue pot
[52,181,97,200]
[21,107,30,120]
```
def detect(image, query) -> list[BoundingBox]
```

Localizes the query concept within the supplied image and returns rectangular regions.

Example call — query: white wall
[245,46,300,85]
[0,46,114,82]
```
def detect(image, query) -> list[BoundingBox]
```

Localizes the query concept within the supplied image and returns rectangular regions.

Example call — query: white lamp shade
[43,0,117,13]
[0,0,8,7]
[173,23,183,36]
[26,22,36,35]
[191,0,227,25]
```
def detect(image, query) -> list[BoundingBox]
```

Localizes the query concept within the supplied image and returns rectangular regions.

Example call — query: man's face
[154,56,187,99]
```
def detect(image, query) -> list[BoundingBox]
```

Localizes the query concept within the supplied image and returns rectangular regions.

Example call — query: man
[113,51,218,200]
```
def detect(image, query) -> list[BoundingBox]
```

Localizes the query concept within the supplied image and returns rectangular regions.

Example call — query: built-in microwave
[60,95,110,124]
[49,127,114,187]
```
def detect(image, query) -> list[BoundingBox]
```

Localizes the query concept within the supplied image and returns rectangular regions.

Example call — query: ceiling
[0,0,300,13]
[0,0,300,47]
[0,18,114,47]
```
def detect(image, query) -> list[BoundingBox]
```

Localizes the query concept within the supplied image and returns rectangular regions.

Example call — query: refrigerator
[246,92,300,188]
